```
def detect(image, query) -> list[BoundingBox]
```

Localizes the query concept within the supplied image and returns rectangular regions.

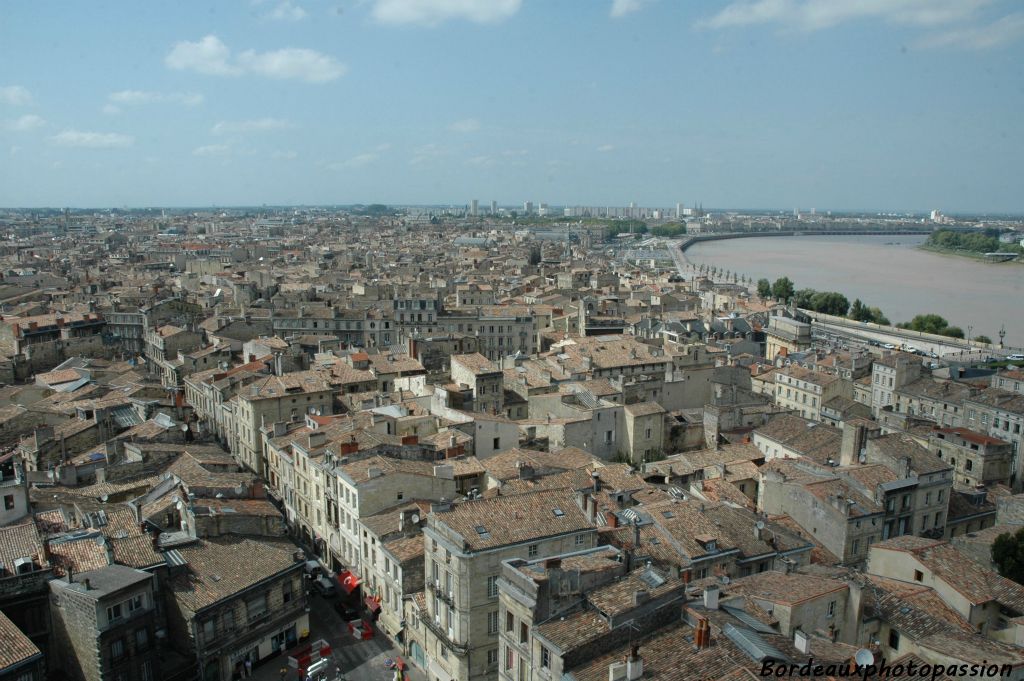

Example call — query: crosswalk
[330,636,391,674]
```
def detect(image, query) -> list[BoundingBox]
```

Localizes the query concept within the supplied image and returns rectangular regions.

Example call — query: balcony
[426,580,455,608]
[418,610,468,656]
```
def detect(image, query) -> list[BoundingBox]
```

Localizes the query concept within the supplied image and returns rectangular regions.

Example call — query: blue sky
[1,0,1023,211]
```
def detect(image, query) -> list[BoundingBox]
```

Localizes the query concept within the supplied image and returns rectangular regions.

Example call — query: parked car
[882,343,896,350]
[313,575,337,597]
[1008,354,1024,361]
[334,601,360,621]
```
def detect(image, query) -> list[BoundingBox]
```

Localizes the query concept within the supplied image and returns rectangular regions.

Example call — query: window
[487,649,498,666]
[3,495,13,510]
[528,544,538,557]
[247,593,268,620]
[107,603,123,622]
[141,660,153,681]
[493,437,500,450]
[488,610,499,635]
[506,610,514,632]
[520,622,528,644]
[852,539,860,555]
[914,570,923,582]
[283,581,293,603]
[202,617,216,641]
[575,534,586,546]
[110,637,125,661]
[541,646,551,668]
[136,627,149,650]
[888,629,900,650]
[827,600,835,617]
[505,645,515,670]
[965,459,973,471]
[487,575,499,599]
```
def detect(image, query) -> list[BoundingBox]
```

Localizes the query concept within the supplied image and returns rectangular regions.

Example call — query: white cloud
[166,35,240,75]
[698,0,991,32]
[237,48,347,82]
[109,90,205,106]
[449,118,481,133]
[166,35,347,83]
[610,0,652,18]
[50,129,134,148]
[265,1,307,21]
[193,144,231,156]
[597,144,615,152]
[329,152,378,169]
[271,150,299,160]
[0,85,32,106]
[102,104,122,115]
[6,114,46,132]
[372,0,521,26]
[917,12,1024,49]
[465,155,494,167]
[212,118,293,135]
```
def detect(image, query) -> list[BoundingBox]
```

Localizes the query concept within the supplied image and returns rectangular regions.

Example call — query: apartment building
[870,353,923,416]
[450,353,504,415]
[167,537,308,681]
[963,388,1024,488]
[408,490,598,681]
[929,427,1013,489]
[224,371,334,477]
[49,565,163,681]
[773,365,849,422]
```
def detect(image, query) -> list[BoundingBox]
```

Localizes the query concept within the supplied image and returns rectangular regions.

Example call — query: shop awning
[338,570,361,594]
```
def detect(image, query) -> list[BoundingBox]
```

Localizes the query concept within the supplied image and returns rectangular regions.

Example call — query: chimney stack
[703,585,719,610]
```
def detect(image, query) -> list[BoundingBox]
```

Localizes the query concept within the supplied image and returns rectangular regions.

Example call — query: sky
[1,0,1023,212]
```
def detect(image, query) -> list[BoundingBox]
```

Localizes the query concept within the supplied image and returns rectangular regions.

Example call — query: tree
[993,528,1024,585]
[941,326,965,339]
[975,335,993,344]
[792,288,817,309]
[868,307,890,325]
[899,314,951,335]
[849,299,868,321]
[771,277,794,302]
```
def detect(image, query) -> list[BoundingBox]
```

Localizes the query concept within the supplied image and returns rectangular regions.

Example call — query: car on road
[882,343,896,350]
[313,575,337,597]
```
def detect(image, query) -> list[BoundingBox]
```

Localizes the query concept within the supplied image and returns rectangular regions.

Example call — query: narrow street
[250,591,421,681]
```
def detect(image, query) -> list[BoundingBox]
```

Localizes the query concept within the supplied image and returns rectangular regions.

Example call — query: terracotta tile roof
[431,489,592,551]
[0,610,41,672]
[171,536,301,612]
[0,520,48,574]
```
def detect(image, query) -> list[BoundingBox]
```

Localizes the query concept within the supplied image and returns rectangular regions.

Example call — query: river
[685,234,1024,346]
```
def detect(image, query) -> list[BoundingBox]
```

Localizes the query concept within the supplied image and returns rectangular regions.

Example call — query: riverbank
[917,243,1024,264]
[685,233,1024,344]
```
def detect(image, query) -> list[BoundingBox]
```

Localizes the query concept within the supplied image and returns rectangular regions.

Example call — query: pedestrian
[279,666,288,680]
[244,658,253,678]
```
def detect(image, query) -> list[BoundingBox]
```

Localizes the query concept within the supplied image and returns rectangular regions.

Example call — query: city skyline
[2,0,1024,211]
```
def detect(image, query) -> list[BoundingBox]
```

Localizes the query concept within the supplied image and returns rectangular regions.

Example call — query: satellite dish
[854,649,874,667]
[755,520,765,530]
[411,514,420,524]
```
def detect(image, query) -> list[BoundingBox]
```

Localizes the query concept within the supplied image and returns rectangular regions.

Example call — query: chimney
[794,629,810,654]
[703,585,719,610]
[83,578,91,590]
[592,471,601,493]
[840,422,866,467]
[632,590,650,607]
[632,520,641,549]
[367,466,383,479]
[626,645,643,680]
[899,456,912,479]
[307,431,327,449]
[605,511,619,528]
